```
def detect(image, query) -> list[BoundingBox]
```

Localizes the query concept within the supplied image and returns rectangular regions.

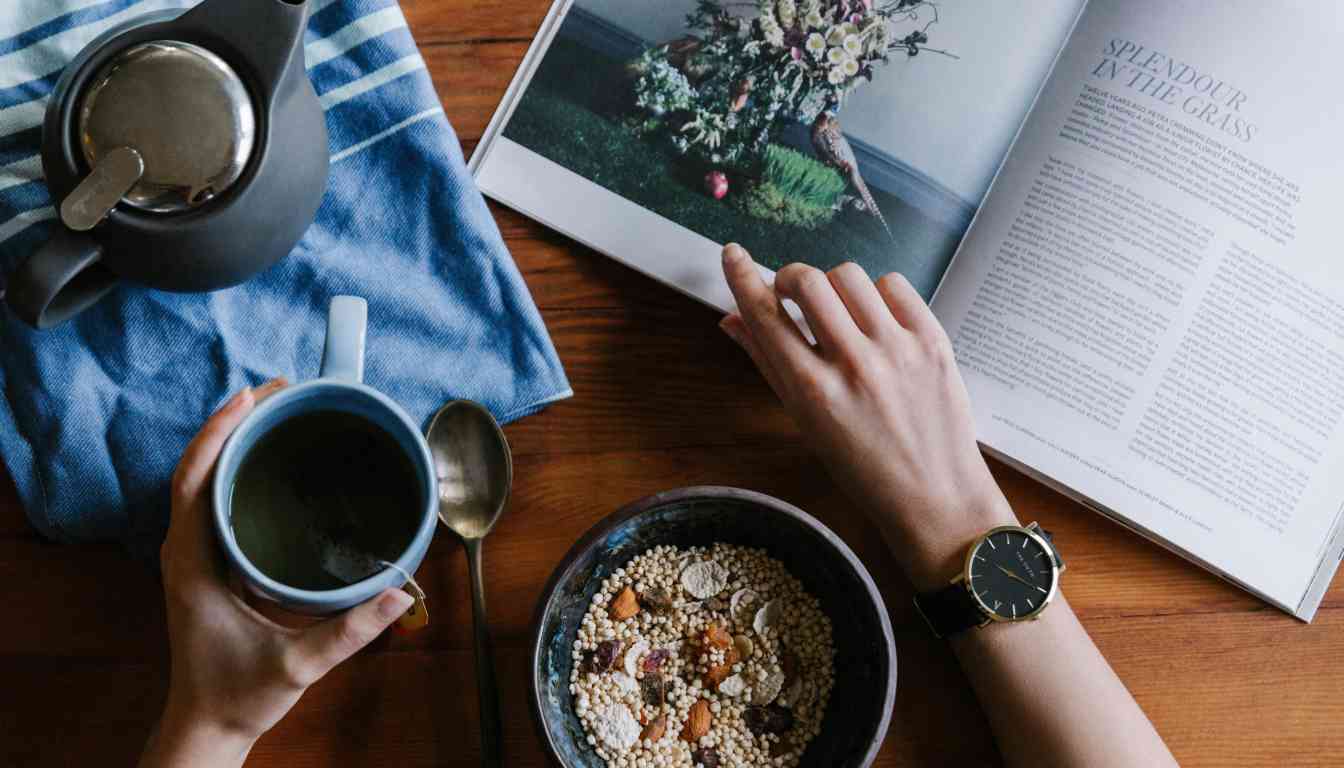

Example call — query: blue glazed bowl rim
[528,485,898,767]
[210,378,439,609]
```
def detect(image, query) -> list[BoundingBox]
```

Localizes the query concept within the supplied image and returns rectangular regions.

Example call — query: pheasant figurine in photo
[811,111,893,239]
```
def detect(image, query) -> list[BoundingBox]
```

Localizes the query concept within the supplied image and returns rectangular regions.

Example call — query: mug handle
[6,227,118,329]
[320,295,367,382]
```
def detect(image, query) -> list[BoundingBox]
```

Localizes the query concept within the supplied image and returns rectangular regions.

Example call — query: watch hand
[994,563,1041,591]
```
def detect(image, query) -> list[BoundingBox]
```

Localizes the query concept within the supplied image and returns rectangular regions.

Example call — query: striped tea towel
[0,0,571,557]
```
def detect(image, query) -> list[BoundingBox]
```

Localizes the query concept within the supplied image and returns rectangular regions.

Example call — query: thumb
[293,589,412,681]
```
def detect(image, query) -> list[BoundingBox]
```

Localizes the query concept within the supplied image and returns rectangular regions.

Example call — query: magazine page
[473,0,1084,311]
[931,0,1344,618]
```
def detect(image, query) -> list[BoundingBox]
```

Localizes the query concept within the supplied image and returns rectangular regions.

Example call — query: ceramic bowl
[530,486,897,767]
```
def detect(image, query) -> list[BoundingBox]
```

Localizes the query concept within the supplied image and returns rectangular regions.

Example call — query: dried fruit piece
[610,586,640,620]
[691,746,721,767]
[733,634,754,661]
[702,622,733,650]
[624,640,649,677]
[752,599,782,635]
[704,661,732,689]
[705,596,727,612]
[593,703,641,750]
[584,639,622,674]
[640,675,667,707]
[681,560,730,599]
[718,673,748,697]
[743,704,794,736]
[640,586,674,614]
[780,645,799,682]
[641,648,672,674]
[682,699,712,741]
[753,669,785,705]
[641,714,667,742]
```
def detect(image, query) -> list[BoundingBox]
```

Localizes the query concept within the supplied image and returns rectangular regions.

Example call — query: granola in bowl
[570,544,835,767]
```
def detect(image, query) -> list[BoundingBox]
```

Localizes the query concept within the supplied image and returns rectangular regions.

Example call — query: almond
[682,699,712,741]
[641,714,667,742]
[609,586,640,620]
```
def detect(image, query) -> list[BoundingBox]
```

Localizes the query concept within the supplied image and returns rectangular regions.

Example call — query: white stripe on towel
[0,206,56,243]
[318,53,424,110]
[0,155,42,194]
[0,0,115,42]
[0,0,191,91]
[331,105,441,163]
[0,98,47,140]
[304,6,406,69]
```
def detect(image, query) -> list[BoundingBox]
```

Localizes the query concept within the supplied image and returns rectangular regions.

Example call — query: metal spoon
[426,400,511,768]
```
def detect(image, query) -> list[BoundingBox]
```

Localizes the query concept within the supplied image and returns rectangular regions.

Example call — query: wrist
[141,700,258,768]
[882,488,1018,593]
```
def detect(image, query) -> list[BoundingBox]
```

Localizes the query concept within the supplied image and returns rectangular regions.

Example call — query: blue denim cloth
[0,0,571,557]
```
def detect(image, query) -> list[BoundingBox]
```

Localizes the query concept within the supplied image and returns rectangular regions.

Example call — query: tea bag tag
[380,560,429,633]
[397,587,429,633]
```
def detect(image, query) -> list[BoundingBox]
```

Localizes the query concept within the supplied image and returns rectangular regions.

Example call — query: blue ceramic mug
[211,296,438,614]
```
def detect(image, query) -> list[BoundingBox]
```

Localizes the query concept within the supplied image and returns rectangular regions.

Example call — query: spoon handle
[465,537,502,767]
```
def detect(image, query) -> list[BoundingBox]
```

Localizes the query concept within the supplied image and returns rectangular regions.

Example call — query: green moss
[734,181,836,230]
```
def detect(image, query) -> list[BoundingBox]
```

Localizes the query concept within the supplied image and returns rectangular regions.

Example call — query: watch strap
[913,581,986,639]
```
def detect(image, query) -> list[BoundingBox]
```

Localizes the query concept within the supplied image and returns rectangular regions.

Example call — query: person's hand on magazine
[719,244,1017,591]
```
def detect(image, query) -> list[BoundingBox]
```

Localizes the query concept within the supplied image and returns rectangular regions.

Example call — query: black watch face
[966,528,1057,621]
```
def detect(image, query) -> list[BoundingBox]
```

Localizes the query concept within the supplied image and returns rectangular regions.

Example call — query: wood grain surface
[2,1,1340,765]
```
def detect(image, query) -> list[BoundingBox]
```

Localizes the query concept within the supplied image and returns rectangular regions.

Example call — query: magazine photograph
[473,0,1081,304]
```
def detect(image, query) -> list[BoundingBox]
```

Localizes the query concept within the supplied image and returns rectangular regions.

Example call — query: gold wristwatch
[913,522,1064,638]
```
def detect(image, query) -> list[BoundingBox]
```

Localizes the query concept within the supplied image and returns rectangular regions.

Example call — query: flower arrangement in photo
[628,0,954,165]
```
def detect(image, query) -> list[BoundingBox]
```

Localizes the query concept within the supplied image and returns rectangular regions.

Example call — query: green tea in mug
[229,410,422,590]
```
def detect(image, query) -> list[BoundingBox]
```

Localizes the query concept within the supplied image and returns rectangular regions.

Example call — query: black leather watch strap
[914,582,986,639]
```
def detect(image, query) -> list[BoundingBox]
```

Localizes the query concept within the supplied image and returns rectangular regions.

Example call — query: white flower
[842,34,863,56]
[827,67,846,85]
[842,56,860,77]
[763,22,785,48]
[805,33,826,56]
[826,25,846,45]
[804,10,825,30]
[826,46,846,65]
[776,0,796,26]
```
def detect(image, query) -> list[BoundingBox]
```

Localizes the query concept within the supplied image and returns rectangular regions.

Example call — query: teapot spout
[175,0,311,93]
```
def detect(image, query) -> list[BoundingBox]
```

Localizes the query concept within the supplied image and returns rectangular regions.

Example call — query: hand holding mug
[142,380,411,768]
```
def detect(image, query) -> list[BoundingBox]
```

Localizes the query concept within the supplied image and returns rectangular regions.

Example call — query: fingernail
[719,316,743,345]
[377,589,414,621]
[723,244,747,265]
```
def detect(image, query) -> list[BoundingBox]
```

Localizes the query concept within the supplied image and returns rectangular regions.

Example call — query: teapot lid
[76,40,256,214]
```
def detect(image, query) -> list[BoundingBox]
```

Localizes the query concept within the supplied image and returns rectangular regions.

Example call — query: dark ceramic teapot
[6,0,329,329]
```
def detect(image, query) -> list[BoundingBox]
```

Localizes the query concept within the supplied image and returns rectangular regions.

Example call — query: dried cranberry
[691,747,721,767]
[584,639,622,673]
[743,705,794,736]
[640,648,672,673]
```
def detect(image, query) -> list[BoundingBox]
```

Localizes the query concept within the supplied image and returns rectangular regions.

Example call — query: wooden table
[3,1,1341,765]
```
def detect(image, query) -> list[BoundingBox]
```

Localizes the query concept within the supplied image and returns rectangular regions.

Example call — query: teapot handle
[6,228,117,329]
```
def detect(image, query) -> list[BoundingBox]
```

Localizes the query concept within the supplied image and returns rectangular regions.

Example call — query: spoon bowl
[427,400,512,540]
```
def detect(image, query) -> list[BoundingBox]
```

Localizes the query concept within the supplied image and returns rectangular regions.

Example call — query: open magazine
[471,0,1344,620]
